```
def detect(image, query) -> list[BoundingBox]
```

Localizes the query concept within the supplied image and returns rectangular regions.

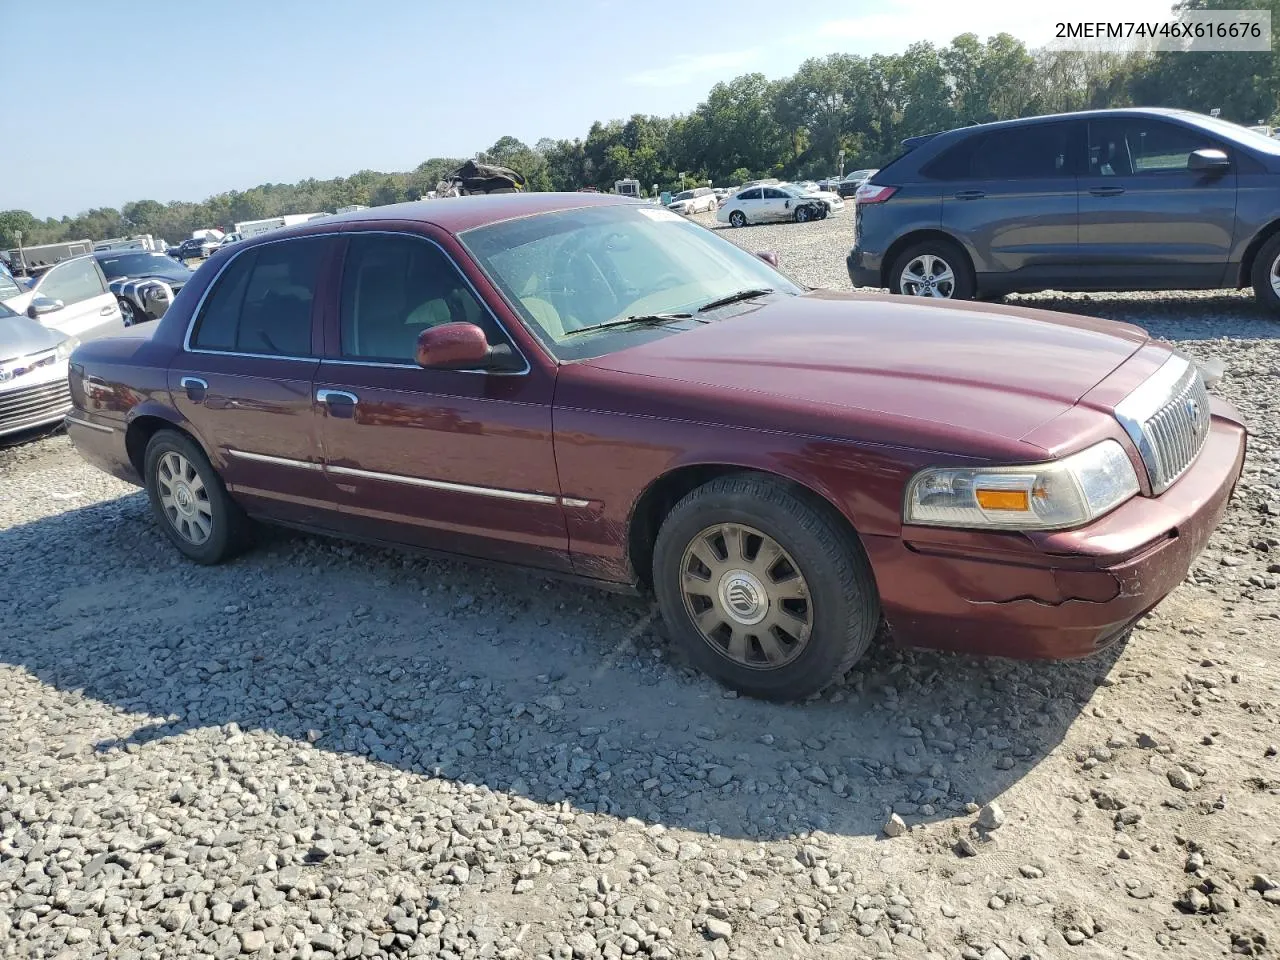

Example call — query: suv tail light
[855,184,897,204]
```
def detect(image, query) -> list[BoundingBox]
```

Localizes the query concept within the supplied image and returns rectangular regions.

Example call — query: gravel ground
[2,207,1279,960]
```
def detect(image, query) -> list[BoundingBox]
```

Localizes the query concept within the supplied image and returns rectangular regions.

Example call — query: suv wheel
[652,474,880,701]
[889,240,974,300]
[1251,232,1280,315]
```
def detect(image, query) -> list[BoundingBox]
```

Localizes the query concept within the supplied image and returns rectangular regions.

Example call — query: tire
[143,429,253,564]
[1250,232,1280,315]
[888,239,974,300]
[793,206,811,223]
[117,297,138,326]
[729,210,747,228]
[652,474,880,701]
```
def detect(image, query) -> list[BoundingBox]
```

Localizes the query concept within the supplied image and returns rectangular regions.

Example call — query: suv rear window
[924,122,1078,180]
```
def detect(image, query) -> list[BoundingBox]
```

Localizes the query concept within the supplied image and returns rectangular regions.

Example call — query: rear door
[938,120,1082,289]
[1077,116,1236,287]
[169,237,337,526]
[30,257,124,340]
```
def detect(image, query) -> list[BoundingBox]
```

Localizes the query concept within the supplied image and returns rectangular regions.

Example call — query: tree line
[3,3,1277,251]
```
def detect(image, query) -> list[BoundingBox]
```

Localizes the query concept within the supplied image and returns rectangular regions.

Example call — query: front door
[939,120,1081,290]
[314,231,571,572]
[760,187,795,221]
[31,257,124,340]
[1077,116,1237,288]
[169,236,336,526]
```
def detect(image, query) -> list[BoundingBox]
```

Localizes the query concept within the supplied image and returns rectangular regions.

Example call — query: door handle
[317,389,358,406]
[1089,186,1126,197]
[180,376,208,403]
[101,304,116,316]
[954,190,986,200]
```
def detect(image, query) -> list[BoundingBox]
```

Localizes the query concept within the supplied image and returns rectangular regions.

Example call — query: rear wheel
[1250,232,1280,315]
[889,239,974,300]
[729,210,747,228]
[653,474,880,701]
[144,430,253,564]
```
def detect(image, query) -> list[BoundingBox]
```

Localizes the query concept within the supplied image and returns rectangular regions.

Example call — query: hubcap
[1270,251,1280,299]
[156,451,213,545]
[679,523,812,670]
[900,254,956,298]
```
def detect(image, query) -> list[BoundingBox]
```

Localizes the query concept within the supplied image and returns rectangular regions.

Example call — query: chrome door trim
[225,449,324,470]
[326,463,558,504]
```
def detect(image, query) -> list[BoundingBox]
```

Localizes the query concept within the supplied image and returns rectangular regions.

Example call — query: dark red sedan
[64,194,1247,700]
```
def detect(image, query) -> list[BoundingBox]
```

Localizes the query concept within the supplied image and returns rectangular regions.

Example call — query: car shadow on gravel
[1,495,1125,842]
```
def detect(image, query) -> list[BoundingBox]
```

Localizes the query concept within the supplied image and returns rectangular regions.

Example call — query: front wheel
[144,430,253,564]
[652,474,880,701]
[793,206,811,223]
[117,297,138,326]
[889,240,974,300]
[1250,232,1280,315]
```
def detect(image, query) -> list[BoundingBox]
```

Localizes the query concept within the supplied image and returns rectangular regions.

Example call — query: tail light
[855,184,897,204]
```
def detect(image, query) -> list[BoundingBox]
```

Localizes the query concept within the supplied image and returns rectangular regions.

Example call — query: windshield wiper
[560,313,695,340]
[696,288,774,313]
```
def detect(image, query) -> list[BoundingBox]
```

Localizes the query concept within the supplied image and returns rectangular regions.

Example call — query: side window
[38,258,106,306]
[922,136,980,180]
[189,238,327,356]
[969,124,1075,179]
[339,234,499,363]
[762,188,789,199]
[740,188,762,201]
[0,262,21,300]
[1092,119,1216,175]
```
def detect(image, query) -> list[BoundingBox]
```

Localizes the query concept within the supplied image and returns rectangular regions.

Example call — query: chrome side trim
[64,415,114,434]
[182,229,532,376]
[225,449,324,470]
[561,497,591,508]
[327,463,558,503]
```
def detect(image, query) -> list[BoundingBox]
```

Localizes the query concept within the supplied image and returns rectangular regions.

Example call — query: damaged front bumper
[862,400,1247,660]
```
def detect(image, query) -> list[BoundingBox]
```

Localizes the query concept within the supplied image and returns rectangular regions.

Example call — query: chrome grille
[0,379,73,435]
[1114,355,1212,495]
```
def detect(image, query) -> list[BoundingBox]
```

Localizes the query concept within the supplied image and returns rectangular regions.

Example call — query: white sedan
[716,183,843,227]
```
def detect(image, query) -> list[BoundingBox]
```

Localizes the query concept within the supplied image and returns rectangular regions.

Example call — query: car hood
[580,291,1149,453]
[0,311,64,361]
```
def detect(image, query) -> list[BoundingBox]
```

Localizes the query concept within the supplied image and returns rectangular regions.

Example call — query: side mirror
[755,251,779,268]
[28,295,64,318]
[1188,148,1230,173]
[416,322,520,372]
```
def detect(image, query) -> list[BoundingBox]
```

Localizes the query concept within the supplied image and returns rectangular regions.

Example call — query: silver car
[0,291,79,438]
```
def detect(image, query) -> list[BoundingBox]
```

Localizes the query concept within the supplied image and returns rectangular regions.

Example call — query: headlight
[55,337,79,360]
[904,440,1139,531]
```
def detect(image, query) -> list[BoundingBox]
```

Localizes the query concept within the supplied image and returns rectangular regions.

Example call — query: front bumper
[0,364,72,438]
[861,404,1247,659]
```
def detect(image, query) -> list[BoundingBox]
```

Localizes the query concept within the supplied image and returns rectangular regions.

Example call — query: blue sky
[4,0,1172,218]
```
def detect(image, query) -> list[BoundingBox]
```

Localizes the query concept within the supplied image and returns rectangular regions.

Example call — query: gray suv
[847,108,1280,314]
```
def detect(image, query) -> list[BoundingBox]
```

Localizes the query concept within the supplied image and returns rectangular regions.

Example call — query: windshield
[460,204,801,360]
[671,191,694,202]
[97,253,192,280]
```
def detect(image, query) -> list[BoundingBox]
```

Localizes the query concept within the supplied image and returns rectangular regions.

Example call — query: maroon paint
[63,194,1249,662]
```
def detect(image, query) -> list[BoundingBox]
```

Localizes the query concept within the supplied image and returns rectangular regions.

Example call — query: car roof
[287,192,637,238]
[930,107,1199,140]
